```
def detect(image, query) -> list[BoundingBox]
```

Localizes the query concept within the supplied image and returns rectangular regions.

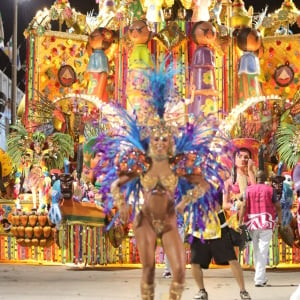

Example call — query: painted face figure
[237,27,262,53]
[193,21,216,46]
[128,20,150,45]
[88,27,113,51]
[245,29,261,52]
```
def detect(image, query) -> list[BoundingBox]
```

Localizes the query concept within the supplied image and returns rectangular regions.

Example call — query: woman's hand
[247,159,256,173]
[176,201,186,215]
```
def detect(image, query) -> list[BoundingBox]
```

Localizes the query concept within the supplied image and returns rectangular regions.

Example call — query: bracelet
[111,184,126,208]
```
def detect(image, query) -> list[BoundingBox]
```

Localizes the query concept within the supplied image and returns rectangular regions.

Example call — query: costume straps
[169,282,185,300]
[140,283,155,300]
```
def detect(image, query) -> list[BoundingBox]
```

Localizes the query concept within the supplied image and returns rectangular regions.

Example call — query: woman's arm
[110,174,135,224]
[247,159,257,185]
[222,178,233,210]
[176,174,210,214]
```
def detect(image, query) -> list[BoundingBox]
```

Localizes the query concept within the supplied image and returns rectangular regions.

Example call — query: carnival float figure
[75,137,103,203]
[275,91,300,248]
[7,124,74,212]
[94,62,233,299]
[143,0,164,23]
[280,173,294,227]
[292,163,300,245]
[126,19,154,123]
[86,27,114,102]
[236,27,263,103]
[189,21,219,118]
[231,0,253,29]
[191,0,212,23]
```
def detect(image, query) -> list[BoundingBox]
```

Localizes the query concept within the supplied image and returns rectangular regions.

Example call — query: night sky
[0,0,299,91]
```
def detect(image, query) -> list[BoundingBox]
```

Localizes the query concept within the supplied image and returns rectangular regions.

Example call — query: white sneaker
[194,289,208,299]
[162,270,172,279]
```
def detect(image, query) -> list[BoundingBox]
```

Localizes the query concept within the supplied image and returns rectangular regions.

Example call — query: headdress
[32,132,46,146]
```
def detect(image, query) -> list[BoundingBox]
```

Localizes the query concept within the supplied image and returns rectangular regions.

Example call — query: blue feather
[146,57,179,119]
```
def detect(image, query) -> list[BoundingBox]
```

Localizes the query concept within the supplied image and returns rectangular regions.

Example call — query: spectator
[189,190,251,300]
[239,170,282,287]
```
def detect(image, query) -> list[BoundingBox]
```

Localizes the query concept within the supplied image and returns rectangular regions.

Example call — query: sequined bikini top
[140,172,178,193]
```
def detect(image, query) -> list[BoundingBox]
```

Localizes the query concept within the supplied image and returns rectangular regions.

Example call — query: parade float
[0,0,300,268]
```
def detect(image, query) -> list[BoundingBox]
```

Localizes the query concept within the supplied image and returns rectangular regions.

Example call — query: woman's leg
[162,225,186,299]
[134,214,157,299]
[162,226,186,283]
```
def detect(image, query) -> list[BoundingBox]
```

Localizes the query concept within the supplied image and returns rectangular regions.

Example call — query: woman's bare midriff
[143,192,174,219]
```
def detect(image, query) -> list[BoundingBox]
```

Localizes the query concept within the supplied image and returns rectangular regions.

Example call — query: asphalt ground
[0,263,299,300]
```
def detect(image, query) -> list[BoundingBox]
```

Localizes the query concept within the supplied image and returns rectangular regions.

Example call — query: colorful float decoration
[0,0,300,267]
[10,212,56,248]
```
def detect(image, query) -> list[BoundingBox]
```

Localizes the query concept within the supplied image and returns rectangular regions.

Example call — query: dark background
[0,0,299,92]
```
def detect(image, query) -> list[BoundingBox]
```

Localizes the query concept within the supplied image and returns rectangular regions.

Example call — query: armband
[181,184,205,206]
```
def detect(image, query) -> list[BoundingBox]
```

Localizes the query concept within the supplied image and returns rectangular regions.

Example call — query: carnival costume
[7,124,74,212]
[93,61,233,299]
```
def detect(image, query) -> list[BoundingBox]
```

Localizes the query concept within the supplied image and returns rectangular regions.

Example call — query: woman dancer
[95,63,232,299]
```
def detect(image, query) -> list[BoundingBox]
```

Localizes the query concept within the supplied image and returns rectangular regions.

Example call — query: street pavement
[0,263,299,300]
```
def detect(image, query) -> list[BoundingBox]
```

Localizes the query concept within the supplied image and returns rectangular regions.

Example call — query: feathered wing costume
[7,123,74,210]
[276,90,300,169]
[94,60,233,238]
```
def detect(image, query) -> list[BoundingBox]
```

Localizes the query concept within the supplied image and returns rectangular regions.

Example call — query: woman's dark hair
[232,147,252,184]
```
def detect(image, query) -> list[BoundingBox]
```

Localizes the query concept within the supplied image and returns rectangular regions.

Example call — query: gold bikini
[140,173,178,193]
[138,172,178,235]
